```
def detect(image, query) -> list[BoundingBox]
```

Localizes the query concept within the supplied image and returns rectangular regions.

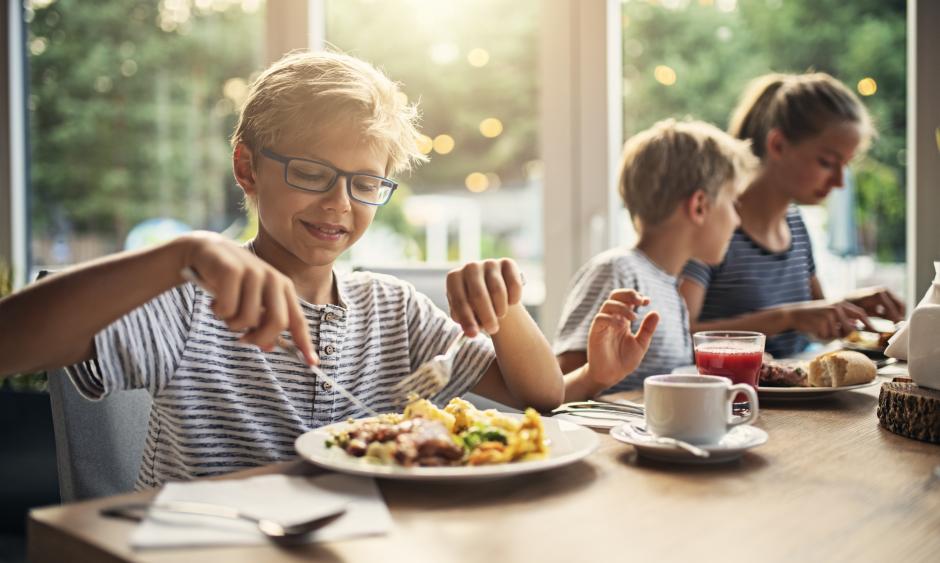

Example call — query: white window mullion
[308,0,326,51]
[907,0,940,305]
[4,0,27,289]
[540,0,622,335]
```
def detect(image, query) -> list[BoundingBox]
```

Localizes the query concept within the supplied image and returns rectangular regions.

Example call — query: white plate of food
[672,351,881,400]
[295,397,600,481]
[751,379,880,398]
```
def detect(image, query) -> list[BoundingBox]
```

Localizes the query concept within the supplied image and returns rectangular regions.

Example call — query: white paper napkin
[886,260,940,362]
[131,473,392,549]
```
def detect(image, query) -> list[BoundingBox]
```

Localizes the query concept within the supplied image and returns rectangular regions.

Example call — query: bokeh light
[479,118,504,138]
[654,65,677,86]
[430,42,459,65]
[223,77,248,104]
[857,77,877,96]
[416,134,433,155]
[465,172,489,192]
[467,48,490,67]
[433,134,455,154]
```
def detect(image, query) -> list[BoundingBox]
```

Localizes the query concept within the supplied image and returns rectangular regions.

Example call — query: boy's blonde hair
[232,50,427,176]
[619,119,758,226]
[729,72,873,159]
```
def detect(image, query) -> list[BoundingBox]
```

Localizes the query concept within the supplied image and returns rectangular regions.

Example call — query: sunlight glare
[654,65,677,86]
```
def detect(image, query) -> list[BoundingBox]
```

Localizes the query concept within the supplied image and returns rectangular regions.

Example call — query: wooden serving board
[877,378,940,444]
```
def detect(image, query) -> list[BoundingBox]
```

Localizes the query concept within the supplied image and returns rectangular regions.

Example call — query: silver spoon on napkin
[101,501,345,541]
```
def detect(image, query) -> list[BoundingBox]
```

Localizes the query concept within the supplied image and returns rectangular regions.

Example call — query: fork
[391,333,468,403]
[555,400,645,416]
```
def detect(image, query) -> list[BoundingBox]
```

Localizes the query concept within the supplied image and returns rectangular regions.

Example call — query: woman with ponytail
[679,72,904,358]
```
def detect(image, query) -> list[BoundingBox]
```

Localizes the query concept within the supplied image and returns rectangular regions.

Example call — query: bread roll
[808,350,877,387]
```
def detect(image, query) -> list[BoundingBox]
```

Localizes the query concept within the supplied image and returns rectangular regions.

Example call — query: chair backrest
[352,263,453,312]
[47,369,152,501]
[36,270,152,501]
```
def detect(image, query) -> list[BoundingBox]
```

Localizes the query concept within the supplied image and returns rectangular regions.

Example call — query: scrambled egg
[410,397,548,465]
[332,397,549,467]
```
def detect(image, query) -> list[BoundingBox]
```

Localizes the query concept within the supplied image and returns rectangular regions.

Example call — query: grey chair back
[47,369,152,501]
[352,263,452,312]
[36,270,151,502]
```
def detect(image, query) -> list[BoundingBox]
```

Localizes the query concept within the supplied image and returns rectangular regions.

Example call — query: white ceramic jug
[892,261,940,390]
[909,302,940,390]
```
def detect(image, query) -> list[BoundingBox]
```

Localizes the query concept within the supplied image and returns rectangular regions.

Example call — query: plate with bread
[839,318,898,358]
[673,350,880,399]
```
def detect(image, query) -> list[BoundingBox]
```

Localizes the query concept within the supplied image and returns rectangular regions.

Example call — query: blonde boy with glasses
[557,119,759,400]
[0,51,563,488]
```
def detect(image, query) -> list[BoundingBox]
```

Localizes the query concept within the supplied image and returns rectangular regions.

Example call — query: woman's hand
[584,290,660,389]
[787,299,875,341]
[446,258,524,336]
[846,286,906,322]
[180,232,316,364]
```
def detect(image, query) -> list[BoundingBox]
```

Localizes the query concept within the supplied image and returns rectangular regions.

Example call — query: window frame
[907,0,940,306]
[2,1,28,289]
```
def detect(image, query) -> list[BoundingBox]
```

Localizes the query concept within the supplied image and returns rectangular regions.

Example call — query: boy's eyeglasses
[260,148,398,206]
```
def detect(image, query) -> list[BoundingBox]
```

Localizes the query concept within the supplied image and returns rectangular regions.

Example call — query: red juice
[695,348,763,401]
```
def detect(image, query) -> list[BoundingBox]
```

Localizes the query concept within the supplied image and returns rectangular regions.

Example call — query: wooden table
[29,381,940,563]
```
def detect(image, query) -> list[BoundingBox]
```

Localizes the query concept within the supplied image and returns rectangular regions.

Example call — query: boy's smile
[302,220,349,242]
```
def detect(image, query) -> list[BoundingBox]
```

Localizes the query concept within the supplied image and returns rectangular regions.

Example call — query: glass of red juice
[693,331,766,405]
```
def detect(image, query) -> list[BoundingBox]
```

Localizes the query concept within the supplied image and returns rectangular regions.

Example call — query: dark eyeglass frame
[260,147,398,206]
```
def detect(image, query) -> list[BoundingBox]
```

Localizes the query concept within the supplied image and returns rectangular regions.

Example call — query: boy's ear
[765,128,788,160]
[233,143,258,198]
[687,189,709,226]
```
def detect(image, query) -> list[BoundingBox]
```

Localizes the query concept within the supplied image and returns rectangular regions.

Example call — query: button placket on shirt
[313,306,347,424]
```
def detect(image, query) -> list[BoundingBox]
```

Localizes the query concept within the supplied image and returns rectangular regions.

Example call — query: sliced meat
[759,360,809,387]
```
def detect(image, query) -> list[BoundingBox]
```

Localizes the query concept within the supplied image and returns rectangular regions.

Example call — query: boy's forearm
[489,304,564,410]
[0,236,191,377]
[563,364,608,402]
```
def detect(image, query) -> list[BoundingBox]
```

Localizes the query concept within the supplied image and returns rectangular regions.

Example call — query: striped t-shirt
[682,206,816,358]
[553,248,692,392]
[65,271,495,489]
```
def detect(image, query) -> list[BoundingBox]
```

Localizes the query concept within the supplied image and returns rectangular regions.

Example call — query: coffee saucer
[610,423,768,464]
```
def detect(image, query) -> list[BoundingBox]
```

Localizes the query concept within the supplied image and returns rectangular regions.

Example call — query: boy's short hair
[618,119,758,226]
[232,50,427,176]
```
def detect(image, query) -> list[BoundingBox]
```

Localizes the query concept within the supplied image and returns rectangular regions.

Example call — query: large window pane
[324,0,544,307]
[619,0,907,300]
[26,0,265,273]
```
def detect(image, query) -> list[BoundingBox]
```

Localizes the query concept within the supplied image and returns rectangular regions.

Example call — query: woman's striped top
[682,206,816,358]
[65,271,495,489]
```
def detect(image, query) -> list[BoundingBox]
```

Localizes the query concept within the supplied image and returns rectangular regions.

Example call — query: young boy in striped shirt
[0,51,563,488]
[557,119,758,399]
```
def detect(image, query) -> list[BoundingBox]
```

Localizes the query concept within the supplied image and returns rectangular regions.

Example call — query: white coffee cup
[643,374,759,444]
